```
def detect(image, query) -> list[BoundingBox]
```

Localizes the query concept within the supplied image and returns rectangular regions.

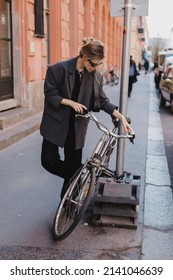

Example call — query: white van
[154,50,173,89]
[162,56,173,74]
[159,56,173,113]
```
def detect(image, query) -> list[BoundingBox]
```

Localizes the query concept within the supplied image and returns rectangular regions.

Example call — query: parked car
[154,49,173,89]
[159,60,173,113]
[162,56,173,73]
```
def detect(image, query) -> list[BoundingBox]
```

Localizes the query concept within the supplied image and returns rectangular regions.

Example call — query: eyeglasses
[87,58,102,68]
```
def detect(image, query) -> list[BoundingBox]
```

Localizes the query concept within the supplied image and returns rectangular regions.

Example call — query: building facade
[130,16,149,69]
[0,0,123,120]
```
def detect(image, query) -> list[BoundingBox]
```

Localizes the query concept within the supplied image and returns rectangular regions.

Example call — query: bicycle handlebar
[75,111,135,144]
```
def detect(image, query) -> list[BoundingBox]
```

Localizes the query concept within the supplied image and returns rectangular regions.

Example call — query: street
[0,71,173,260]
[160,98,173,188]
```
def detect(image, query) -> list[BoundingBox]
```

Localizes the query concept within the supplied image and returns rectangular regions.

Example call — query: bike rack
[92,173,140,229]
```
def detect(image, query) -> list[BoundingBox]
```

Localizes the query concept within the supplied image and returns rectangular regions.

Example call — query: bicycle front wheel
[52,164,95,241]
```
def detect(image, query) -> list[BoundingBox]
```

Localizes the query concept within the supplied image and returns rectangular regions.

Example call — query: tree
[148,38,169,62]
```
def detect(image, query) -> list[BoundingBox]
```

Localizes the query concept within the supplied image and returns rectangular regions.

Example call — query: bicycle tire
[114,77,119,85]
[52,164,95,241]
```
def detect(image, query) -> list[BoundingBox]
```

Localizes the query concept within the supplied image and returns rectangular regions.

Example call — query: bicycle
[109,71,119,86]
[52,112,135,241]
[110,73,119,86]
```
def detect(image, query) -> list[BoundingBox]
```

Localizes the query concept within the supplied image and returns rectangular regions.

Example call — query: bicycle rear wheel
[52,164,95,241]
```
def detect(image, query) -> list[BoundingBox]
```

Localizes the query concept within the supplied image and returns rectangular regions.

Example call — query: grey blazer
[40,57,117,150]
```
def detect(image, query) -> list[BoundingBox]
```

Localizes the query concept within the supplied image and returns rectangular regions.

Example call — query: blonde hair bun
[82,37,104,47]
[80,37,104,59]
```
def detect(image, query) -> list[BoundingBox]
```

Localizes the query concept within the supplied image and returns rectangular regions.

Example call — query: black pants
[41,130,82,199]
[128,76,134,97]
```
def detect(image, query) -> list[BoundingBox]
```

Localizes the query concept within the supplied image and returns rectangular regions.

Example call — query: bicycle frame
[110,73,119,86]
[66,112,132,206]
[77,112,135,179]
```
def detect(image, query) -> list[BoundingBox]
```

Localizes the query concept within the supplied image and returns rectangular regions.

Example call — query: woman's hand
[121,115,133,133]
[61,98,87,114]
[112,109,133,133]
[70,101,87,114]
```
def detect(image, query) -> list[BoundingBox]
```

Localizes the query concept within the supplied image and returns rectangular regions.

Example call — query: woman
[40,38,132,199]
[128,55,138,97]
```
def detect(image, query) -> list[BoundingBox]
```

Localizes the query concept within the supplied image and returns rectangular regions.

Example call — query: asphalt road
[160,96,173,188]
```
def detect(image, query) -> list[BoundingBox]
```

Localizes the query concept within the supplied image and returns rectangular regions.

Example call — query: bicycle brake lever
[76,108,88,115]
[75,109,90,119]
[129,131,135,144]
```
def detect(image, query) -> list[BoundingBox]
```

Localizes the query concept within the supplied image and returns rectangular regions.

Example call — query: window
[45,0,50,64]
[0,0,13,101]
[35,0,44,37]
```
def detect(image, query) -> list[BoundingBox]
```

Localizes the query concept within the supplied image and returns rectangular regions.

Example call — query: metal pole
[116,0,134,178]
